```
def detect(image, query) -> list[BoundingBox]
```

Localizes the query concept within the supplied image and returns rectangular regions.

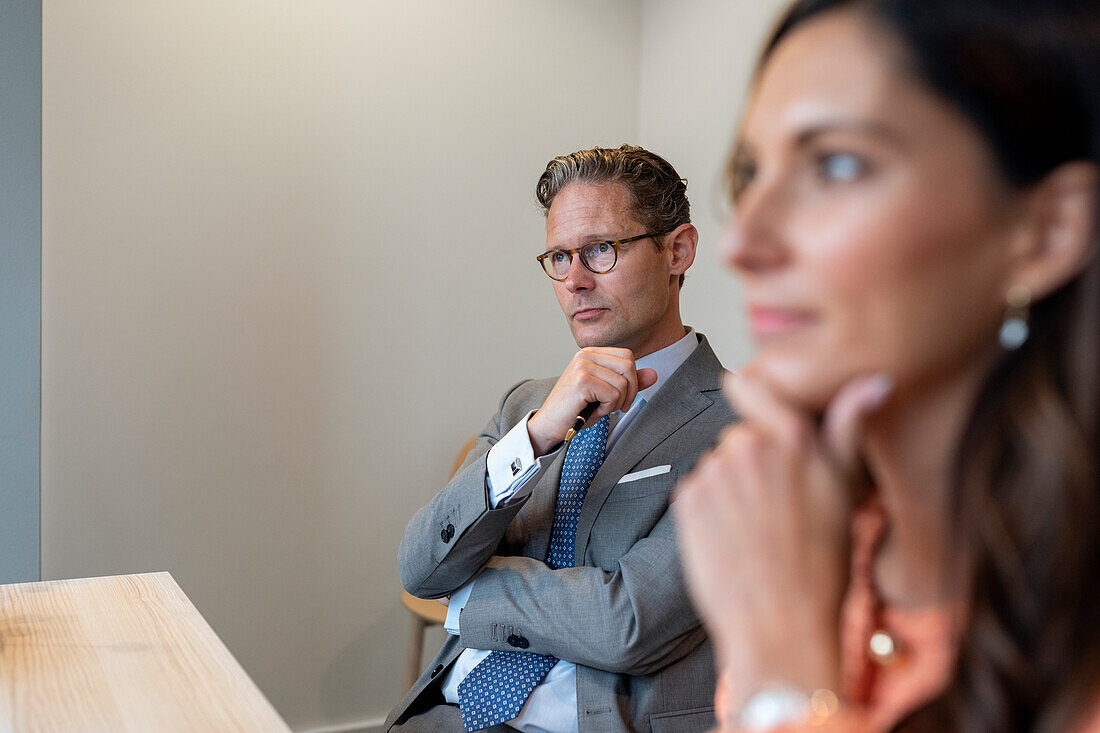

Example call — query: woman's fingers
[822,373,894,476]
[673,369,894,706]
[723,369,811,452]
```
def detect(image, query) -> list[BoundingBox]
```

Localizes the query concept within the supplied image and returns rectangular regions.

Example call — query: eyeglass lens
[544,241,617,279]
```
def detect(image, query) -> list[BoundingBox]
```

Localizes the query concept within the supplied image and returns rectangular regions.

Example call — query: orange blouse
[722,501,1100,732]
[833,500,958,730]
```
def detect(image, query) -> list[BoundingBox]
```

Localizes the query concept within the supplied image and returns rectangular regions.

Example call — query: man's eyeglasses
[536,232,667,281]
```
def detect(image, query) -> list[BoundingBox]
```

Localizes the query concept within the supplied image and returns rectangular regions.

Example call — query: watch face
[737,686,810,731]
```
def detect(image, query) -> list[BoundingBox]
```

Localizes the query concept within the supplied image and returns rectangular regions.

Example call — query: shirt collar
[633,327,698,406]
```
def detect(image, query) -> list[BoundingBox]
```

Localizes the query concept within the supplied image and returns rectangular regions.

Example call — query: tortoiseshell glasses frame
[536,232,668,281]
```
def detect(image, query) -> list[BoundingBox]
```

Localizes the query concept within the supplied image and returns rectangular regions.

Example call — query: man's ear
[667,223,699,277]
[1007,161,1098,299]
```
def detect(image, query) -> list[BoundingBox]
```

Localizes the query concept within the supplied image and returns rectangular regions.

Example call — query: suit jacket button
[430,664,444,679]
[507,635,529,649]
[446,523,455,539]
[440,528,450,543]
[506,634,519,647]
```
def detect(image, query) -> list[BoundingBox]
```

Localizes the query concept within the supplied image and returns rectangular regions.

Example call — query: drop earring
[998,284,1032,350]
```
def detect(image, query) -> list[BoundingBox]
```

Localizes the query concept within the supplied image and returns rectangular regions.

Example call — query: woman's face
[727,9,1023,410]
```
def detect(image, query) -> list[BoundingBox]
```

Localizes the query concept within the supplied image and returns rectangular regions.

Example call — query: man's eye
[550,251,570,264]
[580,242,609,259]
[817,152,868,182]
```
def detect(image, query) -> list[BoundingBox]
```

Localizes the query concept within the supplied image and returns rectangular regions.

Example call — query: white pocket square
[617,465,672,484]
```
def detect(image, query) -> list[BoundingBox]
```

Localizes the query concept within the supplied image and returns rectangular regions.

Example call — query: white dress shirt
[440,329,699,733]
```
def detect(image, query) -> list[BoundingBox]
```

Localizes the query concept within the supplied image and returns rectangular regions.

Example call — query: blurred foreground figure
[673,0,1100,731]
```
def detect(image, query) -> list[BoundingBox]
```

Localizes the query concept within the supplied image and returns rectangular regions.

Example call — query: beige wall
[638,0,788,367]
[41,1,787,730]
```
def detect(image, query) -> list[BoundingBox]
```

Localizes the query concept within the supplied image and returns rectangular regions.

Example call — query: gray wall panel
[0,0,42,584]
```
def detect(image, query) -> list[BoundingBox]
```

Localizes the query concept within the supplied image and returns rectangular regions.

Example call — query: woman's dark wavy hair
[756,1,1100,730]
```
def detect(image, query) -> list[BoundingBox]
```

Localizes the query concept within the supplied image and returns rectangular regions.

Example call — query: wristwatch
[736,685,840,730]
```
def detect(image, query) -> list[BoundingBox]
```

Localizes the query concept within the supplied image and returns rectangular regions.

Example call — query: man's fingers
[573,350,646,412]
[822,373,894,475]
[582,362,635,414]
[577,349,640,382]
[556,348,658,425]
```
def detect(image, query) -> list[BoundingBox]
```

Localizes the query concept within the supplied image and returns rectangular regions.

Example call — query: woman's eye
[816,152,868,182]
[728,153,756,202]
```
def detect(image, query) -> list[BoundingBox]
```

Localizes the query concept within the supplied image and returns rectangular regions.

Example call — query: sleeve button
[440,528,450,543]
[446,523,455,539]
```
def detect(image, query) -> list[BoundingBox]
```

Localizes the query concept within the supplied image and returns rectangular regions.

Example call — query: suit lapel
[573,336,725,565]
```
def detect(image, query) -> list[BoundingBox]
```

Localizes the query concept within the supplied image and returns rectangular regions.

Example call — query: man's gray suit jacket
[386,334,735,733]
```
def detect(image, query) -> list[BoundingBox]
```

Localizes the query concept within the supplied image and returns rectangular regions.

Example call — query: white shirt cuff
[485,411,560,508]
[444,581,475,635]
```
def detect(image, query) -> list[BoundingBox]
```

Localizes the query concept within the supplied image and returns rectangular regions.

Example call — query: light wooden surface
[0,571,291,732]
[399,591,447,626]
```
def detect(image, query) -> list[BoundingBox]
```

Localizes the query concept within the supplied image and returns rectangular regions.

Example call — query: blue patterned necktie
[457,415,611,732]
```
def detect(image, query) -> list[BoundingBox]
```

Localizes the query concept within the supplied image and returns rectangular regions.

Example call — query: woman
[673,0,1100,731]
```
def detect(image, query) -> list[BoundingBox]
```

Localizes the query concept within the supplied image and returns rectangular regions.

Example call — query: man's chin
[570,322,618,349]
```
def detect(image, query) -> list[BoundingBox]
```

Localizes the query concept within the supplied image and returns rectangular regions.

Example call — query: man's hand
[527,347,658,457]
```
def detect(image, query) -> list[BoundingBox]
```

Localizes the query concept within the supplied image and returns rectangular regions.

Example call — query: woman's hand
[673,368,893,713]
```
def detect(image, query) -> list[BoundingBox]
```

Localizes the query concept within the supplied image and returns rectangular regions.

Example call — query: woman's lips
[747,306,816,337]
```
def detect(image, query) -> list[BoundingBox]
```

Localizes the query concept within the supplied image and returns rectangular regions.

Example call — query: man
[386,145,735,732]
